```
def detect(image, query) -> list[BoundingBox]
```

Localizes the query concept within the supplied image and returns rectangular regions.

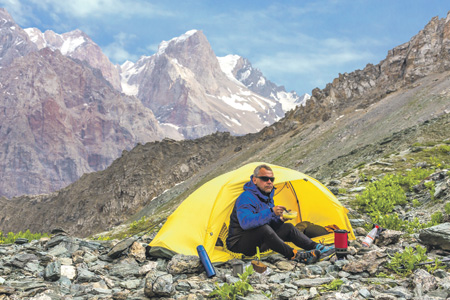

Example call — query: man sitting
[226,164,335,264]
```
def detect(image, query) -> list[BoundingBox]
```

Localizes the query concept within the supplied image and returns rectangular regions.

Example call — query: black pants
[228,223,317,259]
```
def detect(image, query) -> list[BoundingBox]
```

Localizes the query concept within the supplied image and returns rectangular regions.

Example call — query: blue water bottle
[197,245,216,278]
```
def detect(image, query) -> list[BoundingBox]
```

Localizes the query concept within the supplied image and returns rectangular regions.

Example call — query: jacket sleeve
[235,192,279,230]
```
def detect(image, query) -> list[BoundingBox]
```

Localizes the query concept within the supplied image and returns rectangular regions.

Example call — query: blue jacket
[226,176,283,248]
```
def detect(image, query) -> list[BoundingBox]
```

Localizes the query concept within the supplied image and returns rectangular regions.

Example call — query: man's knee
[259,224,276,235]
[280,222,297,233]
[277,222,302,239]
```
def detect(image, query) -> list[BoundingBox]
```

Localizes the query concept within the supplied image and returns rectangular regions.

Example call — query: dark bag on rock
[295,221,339,238]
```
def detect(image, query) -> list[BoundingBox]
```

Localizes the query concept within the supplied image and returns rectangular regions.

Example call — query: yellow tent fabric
[149,162,355,263]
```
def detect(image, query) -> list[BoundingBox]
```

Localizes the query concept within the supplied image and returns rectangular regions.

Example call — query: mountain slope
[0,9,306,197]
[1,12,450,236]
[0,47,166,197]
[120,30,285,139]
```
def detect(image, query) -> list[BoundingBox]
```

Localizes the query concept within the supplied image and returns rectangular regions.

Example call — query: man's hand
[272,205,286,216]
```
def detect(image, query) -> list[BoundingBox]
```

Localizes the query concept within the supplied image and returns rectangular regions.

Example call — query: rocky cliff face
[0,47,166,197]
[120,30,284,139]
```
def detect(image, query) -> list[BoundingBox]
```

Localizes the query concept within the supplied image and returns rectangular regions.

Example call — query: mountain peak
[157,29,200,56]
[24,27,121,90]
[0,7,14,23]
[24,28,88,54]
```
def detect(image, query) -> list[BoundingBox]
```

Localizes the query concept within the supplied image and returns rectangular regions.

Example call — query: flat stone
[107,237,137,259]
[0,286,15,295]
[61,265,77,280]
[293,277,335,288]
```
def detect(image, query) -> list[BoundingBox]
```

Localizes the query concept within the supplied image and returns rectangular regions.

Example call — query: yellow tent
[149,162,355,263]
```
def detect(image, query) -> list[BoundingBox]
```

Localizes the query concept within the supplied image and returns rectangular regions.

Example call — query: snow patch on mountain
[218,94,258,112]
[217,55,245,86]
[60,36,86,55]
[277,92,310,112]
[24,28,86,54]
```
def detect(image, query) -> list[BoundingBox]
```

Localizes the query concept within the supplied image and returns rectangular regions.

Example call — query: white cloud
[29,0,174,19]
[0,0,35,25]
[256,49,373,75]
[102,32,140,63]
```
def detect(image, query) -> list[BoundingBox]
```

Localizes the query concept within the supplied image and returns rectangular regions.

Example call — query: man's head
[252,164,275,194]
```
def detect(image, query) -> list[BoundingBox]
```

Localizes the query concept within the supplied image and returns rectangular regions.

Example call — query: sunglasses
[256,176,275,182]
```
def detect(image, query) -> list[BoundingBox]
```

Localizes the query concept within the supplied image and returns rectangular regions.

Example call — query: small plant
[320,279,344,291]
[437,144,450,153]
[398,168,433,190]
[356,174,407,215]
[355,162,366,169]
[129,216,148,232]
[338,188,347,194]
[91,235,113,241]
[428,156,442,169]
[430,211,443,224]
[424,181,436,200]
[412,199,421,208]
[445,202,450,215]
[425,258,445,273]
[209,265,255,299]
[386,245,433,276]
[359,172,370,182]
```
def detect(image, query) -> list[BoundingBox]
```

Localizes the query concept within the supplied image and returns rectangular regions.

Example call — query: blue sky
[1,0,449,95]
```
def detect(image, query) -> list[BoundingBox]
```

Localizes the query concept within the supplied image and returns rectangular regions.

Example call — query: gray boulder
[419,223,450,250]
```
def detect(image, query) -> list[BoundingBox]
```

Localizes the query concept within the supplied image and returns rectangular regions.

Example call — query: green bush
[338,188,347,194]
[437,144,450,153]
[399,168,433,190]
[128,216,149,234]
[386,245,440,276]
[429,156,442,169]
[356,174,407,215]
[424,181,436,200]
[445,202,450,215]
[320,279,344,291]
[430,211,443,224]
[210,265,255,299]
[355,168,441,232]
[91,235,113,241]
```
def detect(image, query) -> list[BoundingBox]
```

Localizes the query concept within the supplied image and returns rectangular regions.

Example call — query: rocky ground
[0,159,449,299]
[0,223,449,300]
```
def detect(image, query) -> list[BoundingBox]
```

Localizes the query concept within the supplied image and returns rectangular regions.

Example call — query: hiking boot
[315,244,335,260]
[293,249,320,264]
